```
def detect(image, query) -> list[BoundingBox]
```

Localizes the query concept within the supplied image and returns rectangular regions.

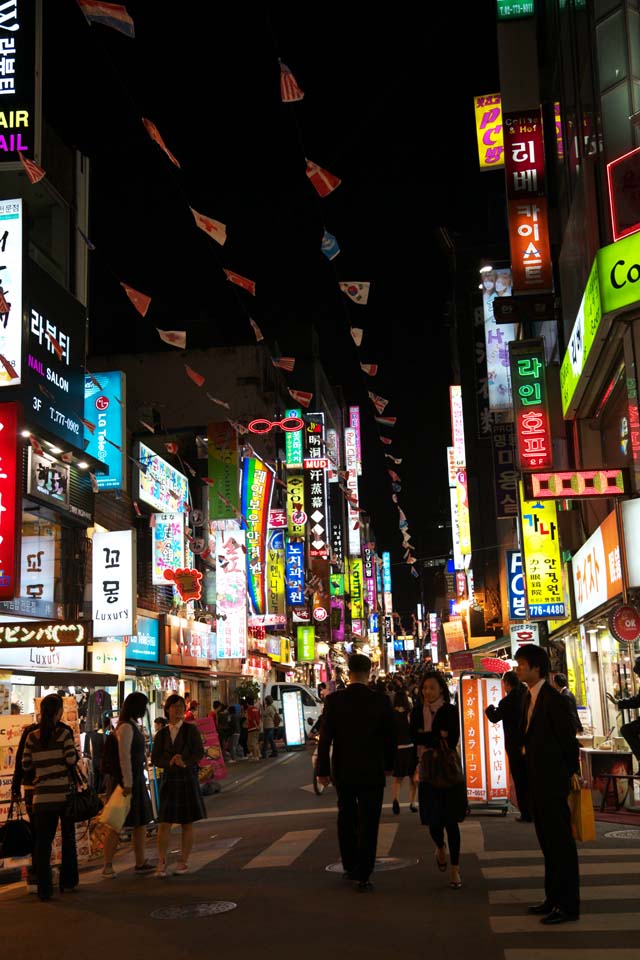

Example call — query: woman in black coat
[410,671,467,889]
[151,694,206,877]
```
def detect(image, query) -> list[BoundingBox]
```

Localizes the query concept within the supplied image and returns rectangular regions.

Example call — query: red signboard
[509,338,552,470]
[607,146,640,242]
[609,604,640,644]
[0,403,21,600]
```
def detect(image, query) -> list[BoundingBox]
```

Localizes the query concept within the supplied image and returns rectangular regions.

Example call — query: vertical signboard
[492,422,518,518]
[287,472,306,537]
[208,422,239,522]
[285,540,305,607]
[506,550,526,620]
[215,530,247,659]
[330,483,344,565]
[483,266,515,411]
[326,427,339,482]
[519,483,565,619]
[285,408,304,468]
[84,371,126,490]
[344,427,361,556]
[0,199,22,388]
[473,304,492,439]
[456,468,472,556]
[20,531,54,602]
[509,338,552,470]
[461,676,510,803]
[330,573,345,643]
[267,529,285,616]
[0,402,20,600]
[240,457,274,616]
[483,678,510,800]
[297,625,315,662]
[349,558,365,621]
[305,413,328,558]
[559,257,601,418]
[349,405,363,476]
[450,386,466,466]
[363,543,377,612]
[474,94,504,170]
[92,530,136,638]
[382,550,393,614]
[152,513,185,585]
[0,0,39,167]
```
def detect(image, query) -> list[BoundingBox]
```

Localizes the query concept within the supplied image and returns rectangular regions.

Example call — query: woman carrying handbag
[151,694,205,877]
[21,694,79,901]
[410,672,467,889]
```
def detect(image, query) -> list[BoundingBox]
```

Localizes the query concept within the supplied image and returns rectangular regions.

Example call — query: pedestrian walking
[391,690,417,814]
[316,653,396,892]
[228,703,244,759]
[246,696,261,760]
[411,671,467,890]
[21,694,79,901]
[101,692,155,879]
[484,670,532,822]
[515,644,580,924]
[552,674,584,733]
[151,694,206,877]
[261,696,279,758]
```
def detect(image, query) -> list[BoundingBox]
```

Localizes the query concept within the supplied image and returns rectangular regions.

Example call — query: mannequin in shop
[84,712,110,793]
[86,690,113,733]
[608,656,640,763]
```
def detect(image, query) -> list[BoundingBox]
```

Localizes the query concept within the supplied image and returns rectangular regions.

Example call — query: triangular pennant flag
[388,469,401,483]
[106,438,122,451]
[157,329,186,349]
[86,371,103,390]
[350,327,363,347]
[392,493,398,503]
[385,454,403,464]
[18,151,46,184]
[28,434,44,456]
[360,363,378,376]
[139,420,155,433]
[368,391,389,414]
[61,451,74,464]
[375,415,397,427]
[305,159,341,197]
[224,269,256,296]
[142,117,180,168]
[279,61,304,102]
[411,567,419,578]
[0,354,18,380]
[206,392,230,410]
[120,282,151,317]
[185,364,205,387]
[89,471,100,493]
[249,318,264,342]
[77,0,135,37]
[165,442,179,455]
[380,436,392,446]
[132,500,142,516]
[392,482,402,493]
[321,230,340,260]
[288,388,313,408]
[339,282,370,305]
[39,383,55,402]
[190,207,227,246]
[81,417,96,435]
[272,357,296,373]
[202,477,215,487]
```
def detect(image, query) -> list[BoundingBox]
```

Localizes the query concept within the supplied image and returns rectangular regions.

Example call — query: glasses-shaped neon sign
[248,417,304,435]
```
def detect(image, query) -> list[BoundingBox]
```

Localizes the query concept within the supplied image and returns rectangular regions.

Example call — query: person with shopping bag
[151,694,206,877]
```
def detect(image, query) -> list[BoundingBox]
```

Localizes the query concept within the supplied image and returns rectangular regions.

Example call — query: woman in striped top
[22,694,79,901]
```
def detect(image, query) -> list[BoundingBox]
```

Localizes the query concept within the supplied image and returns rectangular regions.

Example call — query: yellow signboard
[474,93,504,170]
[267,530,285,616]
[349,558,365,620]
[287,472,306,537]
[519,483,565,620]
[456,468,472,556]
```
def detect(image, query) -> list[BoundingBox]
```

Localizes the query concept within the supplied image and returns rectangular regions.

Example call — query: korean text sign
[152,513,185,585]
[450,385,466,467]
[215,530,247,659]
[84,371,126,490]
[363,543,377,612]
[506,550,526,621]
[519,484,565,619]
[483,267,516,411]
[297,625,315,662]
[267,529,285,616]
[0,199,22,389]
[241,457,274,616]
[285,408,304,468]
[560,256,601,417]
[0,0,38,166]
[287,472,306,537]
[0,402,20,600]
[349,558,365,621]
[509,338,552,470]
[492,422,518,518]
[21,532,55,603]
[208,421,239,521]
[474,94,504,170]
[305,413,328,558]
[92,530,136,637]
[138,442,188,513]
[285,540,305,607]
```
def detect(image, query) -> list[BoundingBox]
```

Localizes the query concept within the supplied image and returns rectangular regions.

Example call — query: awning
[466,636,510,657]
[33,671,120,687]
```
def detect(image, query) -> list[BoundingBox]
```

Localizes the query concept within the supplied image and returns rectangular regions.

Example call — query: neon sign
[241,456,275,615]
[248,416,304,435]
[509,338,552,470]
[525,469,627,500]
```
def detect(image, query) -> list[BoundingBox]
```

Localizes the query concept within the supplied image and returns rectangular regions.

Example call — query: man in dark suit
[515,644,580,925]
[552,673,584,733]
[485,670,531,822]
[317,653,396,892]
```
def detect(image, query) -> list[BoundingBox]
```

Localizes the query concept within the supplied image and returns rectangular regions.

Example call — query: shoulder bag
[0,799,32,858]
[420,740,465,789]
[67,765,104,823]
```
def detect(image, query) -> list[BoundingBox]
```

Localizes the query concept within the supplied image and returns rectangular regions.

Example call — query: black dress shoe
[540,908,579,925]
[357,881,374,893]
[528,901,553,915]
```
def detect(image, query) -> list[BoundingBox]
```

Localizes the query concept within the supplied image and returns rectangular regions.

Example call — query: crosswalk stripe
[478,848,640,861]
[491,913,640,933]
[376,823,398,857]
[461,820,485,853]
[173,837,241,875]
[81,851,136,885]
[504,951,640,960]
[243,829,324,869]
[489,884,640,904]
[483,862,640,879]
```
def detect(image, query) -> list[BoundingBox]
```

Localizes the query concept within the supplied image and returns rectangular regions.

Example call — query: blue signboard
[507,550,526,620]
[382,551,392,593]
[126,614,159,662]
[376,560,382,598]
[286,540,305,606]
[369,612,379,634]
[84,371,126,490]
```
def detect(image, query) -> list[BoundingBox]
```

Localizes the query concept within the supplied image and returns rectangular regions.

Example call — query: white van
[264,682,323,735]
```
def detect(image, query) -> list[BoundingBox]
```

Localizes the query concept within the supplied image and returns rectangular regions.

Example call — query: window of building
[597,10,629,90]
[601,82,633,160]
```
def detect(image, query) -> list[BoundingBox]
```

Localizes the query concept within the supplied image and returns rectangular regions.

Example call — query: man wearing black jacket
[485,670,531,822]
[317,653,396,892]
[553,673,584,734]
[515,644,580,925]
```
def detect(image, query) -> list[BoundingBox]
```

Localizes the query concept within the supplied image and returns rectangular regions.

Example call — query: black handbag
[420,742,465,789]
[0,800,32,857]
[67,766,103,823]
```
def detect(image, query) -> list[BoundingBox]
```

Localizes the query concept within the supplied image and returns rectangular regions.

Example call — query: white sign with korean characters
[20,533,55,603]
[92,530,136,637]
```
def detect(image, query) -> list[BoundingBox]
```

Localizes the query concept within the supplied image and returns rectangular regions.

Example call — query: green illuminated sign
[497,0,534,19]
[560,258,601,416]
[285,408,303,468]
[297,625,315,662]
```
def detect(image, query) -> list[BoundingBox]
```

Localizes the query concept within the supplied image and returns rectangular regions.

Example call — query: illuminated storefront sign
[287,472,306,537]
[0,402,20,600]
[363,543,377,612]
[492,422,518,518]
[474,93,504,170]
[241,457,274,615]
[450,488,463,571]
[560,257,601,417]
[92,530,136,638]
[285,407,304,468]
[456,468,472,556]
[461,677,509,804]
[382,550,393,614]
[0,199,22,388]
[607,146,640,242]
[20,531,54,603]
[208,421,239,522]
[510,621,540,657]
[344,427,361,556]
[326,427,339,482]
[349,405,362,476]
[450,386,466,467]
[285,540,305,607]
[0,621,85,648]
[152,513,185,585]
[297,625,315,662]
[525,469,627,500]
[126,614,159,662]
[0,0,38,167]
[506,550,526,620]
[311,556,330,624]
[215,530,247,659]
[349,558,364,621]
[482,266,516,411]
[84,371,126,490]
[519,484,565,619]
[509,338,552,470]
[247,415,304,434]
[267,529,285,616]
[447,446,457,487]
[497,0,534,17]
[138,441,188,513]
[571,510,621,619]
[306,413,328,558]
[27,448,69,508]
[90,641,126,681]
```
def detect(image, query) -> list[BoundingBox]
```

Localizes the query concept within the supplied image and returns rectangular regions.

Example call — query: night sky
[45,1,502,616]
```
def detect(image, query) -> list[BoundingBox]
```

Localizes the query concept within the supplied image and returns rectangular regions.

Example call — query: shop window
[597,10,629,90]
